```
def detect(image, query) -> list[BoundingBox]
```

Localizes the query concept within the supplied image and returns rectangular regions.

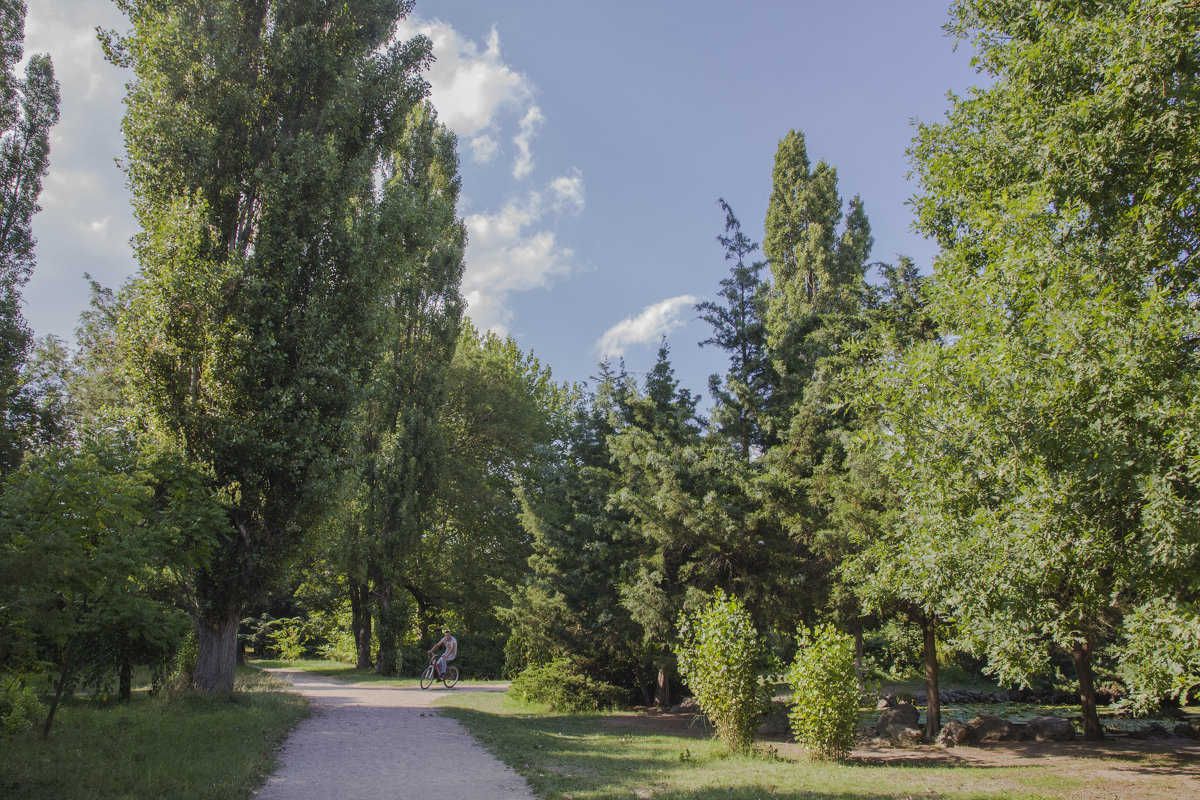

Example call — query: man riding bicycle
[428,630,457,678]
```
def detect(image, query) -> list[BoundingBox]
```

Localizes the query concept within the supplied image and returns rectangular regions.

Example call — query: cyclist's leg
[437,655,446,676]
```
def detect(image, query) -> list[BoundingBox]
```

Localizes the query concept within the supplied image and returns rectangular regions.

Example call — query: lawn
[434,688,1200,800]
[0,667,308,800]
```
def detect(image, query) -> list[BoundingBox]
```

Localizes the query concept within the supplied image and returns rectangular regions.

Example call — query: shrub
[787,623,861,761]
[510,659,626,713]
[674,589,762,751]
[0,678,45,735]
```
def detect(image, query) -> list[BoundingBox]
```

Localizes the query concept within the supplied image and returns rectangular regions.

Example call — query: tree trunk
[374,584,398,676]
[854,623,865,692]
[41,645,75,739]
[654,668,670,707]
[350,578,373,670]
[922,616,941,741]
[119,659,133,703]
[1073,639,1104,741]
[194,608,240,694]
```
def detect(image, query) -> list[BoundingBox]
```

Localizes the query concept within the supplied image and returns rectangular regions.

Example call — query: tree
[886,0,1200,739]
[757,130,875,629]
[336,101,465,675]
[0,0,59,473]
[502,361,646,687]
[108,0,433,693]
[696,199,774,462]
[0,436,222,736]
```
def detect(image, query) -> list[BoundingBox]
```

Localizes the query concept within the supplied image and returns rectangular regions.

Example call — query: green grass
[250,657,504,688]
[434,690,1192,800]
[0,667,308,800]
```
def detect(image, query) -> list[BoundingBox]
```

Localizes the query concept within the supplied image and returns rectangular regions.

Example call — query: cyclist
[428,629,457,678]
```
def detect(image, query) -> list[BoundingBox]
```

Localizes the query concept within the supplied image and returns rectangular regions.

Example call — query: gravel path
[254,670,535,800]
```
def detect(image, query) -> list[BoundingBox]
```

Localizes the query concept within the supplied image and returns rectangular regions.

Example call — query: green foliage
[1117,599,1200,714]
[265,618,308,662]
[787,624,860,761]
[674,590,762,751]
[0,676,43,734]
[0,1,60,474]
[108,0,435,692]
[878,0,1200,736]
[509,658,626,713]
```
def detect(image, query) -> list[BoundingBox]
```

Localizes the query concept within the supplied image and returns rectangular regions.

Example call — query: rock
[875,694,897,710]
[1131,722,1172,739]
[1025,715,1074,742]
[967,713,1019,743]
[936,720,977,748]
[883,723,924,747]
[671,696,702,714]
[876,702,920,733]
[1173,721,1200,739]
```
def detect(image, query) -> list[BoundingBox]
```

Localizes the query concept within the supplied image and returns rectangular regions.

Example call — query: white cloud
[549,169,585,214]
[596,296,701,358]
[512,105,544,179]
[469,134,498,163]
[462,174,585,333]
[395,17,537,165]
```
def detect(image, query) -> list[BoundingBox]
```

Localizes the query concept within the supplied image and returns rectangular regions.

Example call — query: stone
[876,702,920,733]
[1025,715,1074,742]
[936,720,977,748]
[883,723,924,747]
[967,713,1019,743]
[1173,721,1200,739]
[758,700,790,736]
[1137,722,1172,739]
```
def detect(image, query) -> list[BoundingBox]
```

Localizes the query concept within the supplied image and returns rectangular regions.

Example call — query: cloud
[549,170,585,214]
[395,17,538,166]
[462,174,584,333]
[512,105,544,179]
[469,134,498,163]
[596,296,701,357]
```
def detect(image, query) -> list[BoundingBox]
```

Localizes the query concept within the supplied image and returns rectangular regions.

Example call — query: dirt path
[254,670,534,800]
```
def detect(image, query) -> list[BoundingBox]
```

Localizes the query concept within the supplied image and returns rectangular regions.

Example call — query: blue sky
[25,0,980,401]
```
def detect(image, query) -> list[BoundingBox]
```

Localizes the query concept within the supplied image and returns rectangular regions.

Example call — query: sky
[23,0,981,402]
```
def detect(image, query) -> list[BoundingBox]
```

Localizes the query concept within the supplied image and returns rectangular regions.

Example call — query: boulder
[967,713,1019,743]
[1173,721,1200,739]
[1129,722,1172,739]
[1024,715,1074,742]
[936,720,977,748]
[876,702,920,733]
[883,723,924,747]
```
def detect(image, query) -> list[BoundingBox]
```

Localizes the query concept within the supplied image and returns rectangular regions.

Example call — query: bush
[510,659,626,713]
[0,678,45,735]
[674,589,762,751]
[787,623,861,761]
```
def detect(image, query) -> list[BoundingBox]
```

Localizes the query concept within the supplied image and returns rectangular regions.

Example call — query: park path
[254,669,535,800]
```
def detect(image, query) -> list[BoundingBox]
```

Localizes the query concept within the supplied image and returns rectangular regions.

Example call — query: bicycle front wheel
[442,666,459,688]
[419,665,436,690]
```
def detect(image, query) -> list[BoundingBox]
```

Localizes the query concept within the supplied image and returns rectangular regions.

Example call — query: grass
[0,666,308,800]
[434,689,1196,800]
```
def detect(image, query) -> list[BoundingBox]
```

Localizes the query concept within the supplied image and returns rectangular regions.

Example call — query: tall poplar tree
[108,0,433,693]
[0,0,58,472]
[338,101,465,674]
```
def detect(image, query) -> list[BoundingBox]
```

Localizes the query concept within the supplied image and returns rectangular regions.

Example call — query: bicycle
[419,654,459,689]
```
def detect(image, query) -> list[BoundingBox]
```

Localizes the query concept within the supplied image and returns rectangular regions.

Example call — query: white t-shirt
[441,636,457,661]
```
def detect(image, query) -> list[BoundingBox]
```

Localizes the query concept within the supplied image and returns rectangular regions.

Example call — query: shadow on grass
[439,697,1200,800]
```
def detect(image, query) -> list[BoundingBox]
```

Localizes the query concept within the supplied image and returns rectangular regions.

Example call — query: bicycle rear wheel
[419,665,436,690]
[442,666,459,688]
